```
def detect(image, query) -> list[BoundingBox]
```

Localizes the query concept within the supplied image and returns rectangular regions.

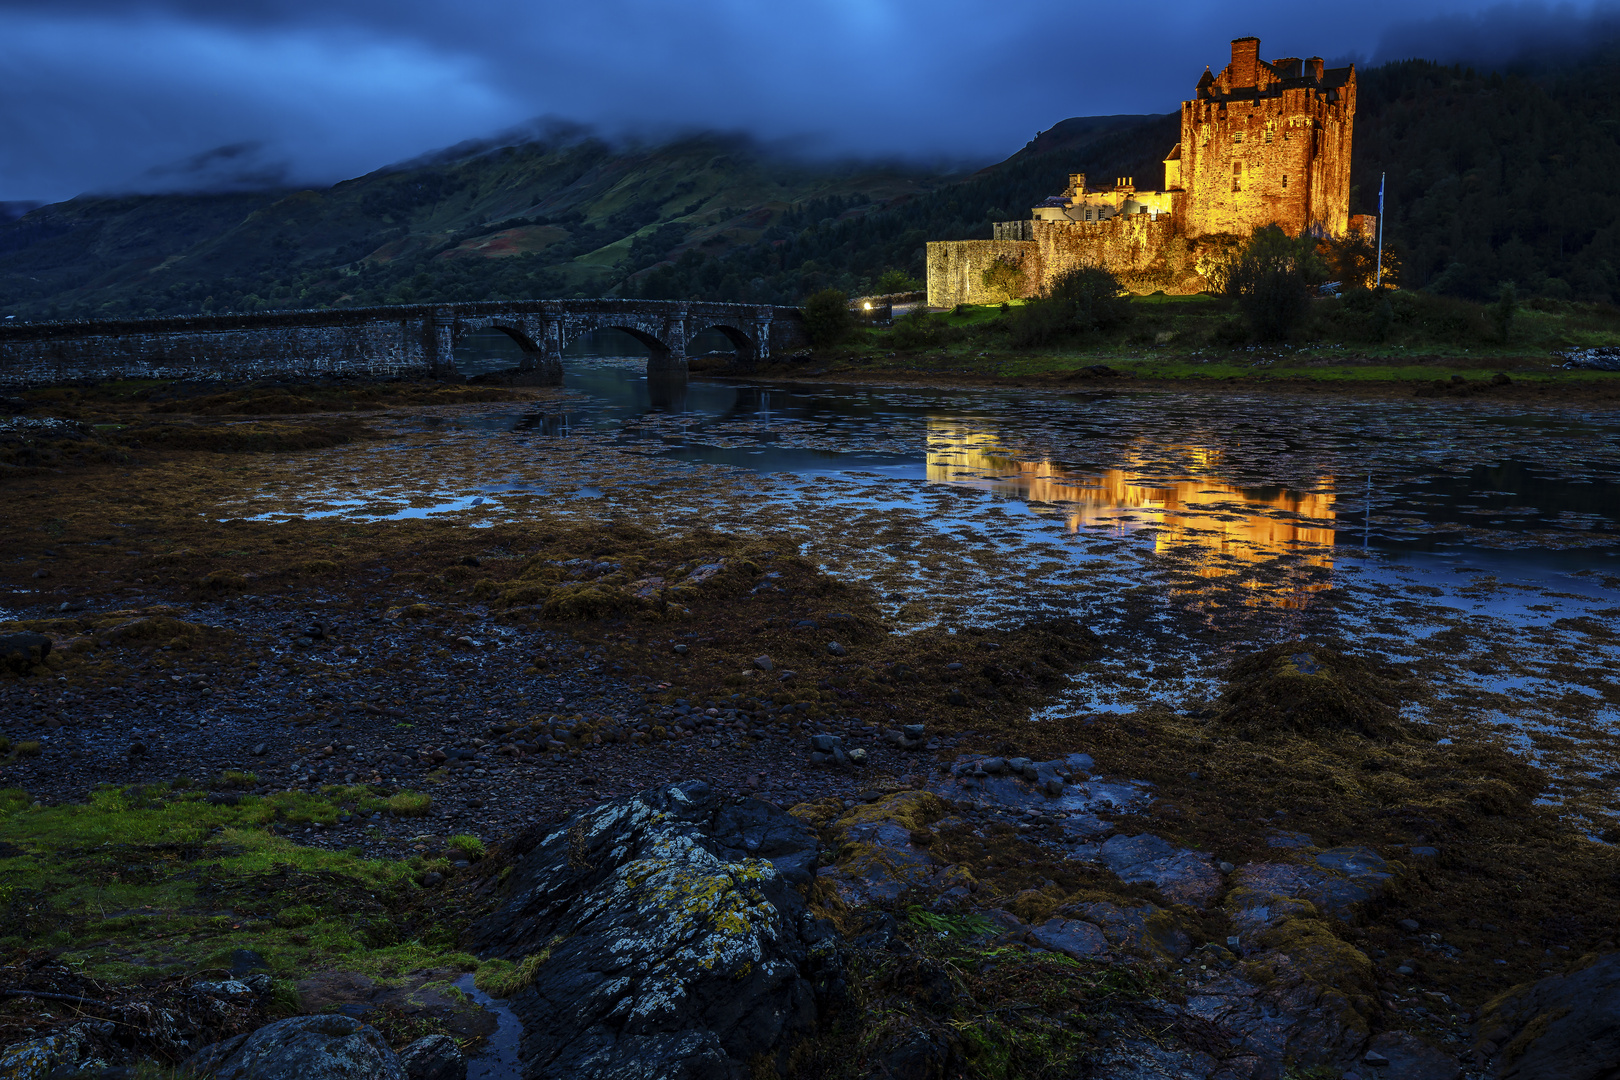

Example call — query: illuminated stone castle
[927,37,1366,305]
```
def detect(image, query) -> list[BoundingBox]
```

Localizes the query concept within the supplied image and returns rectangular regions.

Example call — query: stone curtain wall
[1032,218,1203,295]
[0,300,808,388]
[929,218,1206,305]
[926,240,1038,308]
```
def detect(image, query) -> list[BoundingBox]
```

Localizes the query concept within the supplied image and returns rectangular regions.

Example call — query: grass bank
[771,293,1620,402]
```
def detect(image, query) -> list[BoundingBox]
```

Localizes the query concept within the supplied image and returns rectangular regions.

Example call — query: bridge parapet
[0,299,807,387]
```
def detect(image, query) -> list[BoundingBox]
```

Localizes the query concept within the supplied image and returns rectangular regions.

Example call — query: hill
[0,117,1161,319]
[7,43,1620,317]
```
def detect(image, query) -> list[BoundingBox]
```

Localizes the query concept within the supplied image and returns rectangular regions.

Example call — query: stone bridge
[0,299,809,387]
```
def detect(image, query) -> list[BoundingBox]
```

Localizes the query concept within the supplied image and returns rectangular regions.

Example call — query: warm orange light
[863,302,872,310]
[926,423,1336,609]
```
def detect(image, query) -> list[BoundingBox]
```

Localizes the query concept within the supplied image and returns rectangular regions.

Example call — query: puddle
[454,973,523,1080]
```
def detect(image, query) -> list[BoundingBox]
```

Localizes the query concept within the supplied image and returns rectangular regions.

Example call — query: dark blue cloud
[1,0,1615,202]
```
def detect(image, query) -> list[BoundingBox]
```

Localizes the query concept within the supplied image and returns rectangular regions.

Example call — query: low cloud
[3,0,1617,203]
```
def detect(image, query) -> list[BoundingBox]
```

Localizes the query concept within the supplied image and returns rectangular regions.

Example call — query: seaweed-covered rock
[397,1034,465,1080]
[183,1015,402,1080]
[1093,834,1223,907]
[1478,951,1620,1080]
[816,791,944,905]
[1215,644,1414,740]
[465,782,831,1080]
[0,632,51,669]
[1226,850,1398,930]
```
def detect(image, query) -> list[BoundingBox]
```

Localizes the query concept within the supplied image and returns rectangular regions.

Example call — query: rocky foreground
[3,384,1619,1080]
[4,759,1618,1080]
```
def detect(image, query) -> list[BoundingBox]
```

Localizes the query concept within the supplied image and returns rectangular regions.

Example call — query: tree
[1006,265,1130,347]
[1492,281,1518,341]
[874,269,921,295]
[1226,225,1326,341]
[980,256,1026,304]
[801,288,854,347]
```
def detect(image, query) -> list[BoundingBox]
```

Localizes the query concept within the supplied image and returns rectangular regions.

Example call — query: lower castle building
[927,36,1372,306]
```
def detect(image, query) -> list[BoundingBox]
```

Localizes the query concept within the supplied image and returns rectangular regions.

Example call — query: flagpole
[1374,172,1386,290]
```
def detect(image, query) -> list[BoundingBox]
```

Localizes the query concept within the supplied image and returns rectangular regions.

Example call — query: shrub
[979,256,1026,303]
[801,288,854,348]
[1226,225,1325,341]
[889,308,945,351]
[874,269,920,294]
[1006,266,1131,347]
[1493,281,1518,341]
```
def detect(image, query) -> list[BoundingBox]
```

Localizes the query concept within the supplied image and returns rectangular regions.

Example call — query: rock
[1398,918,1421,932]
[1266,830,1316,849]
[816,792,944,906]
[1362,1031,1458,1080]
[752,654,775,672]
[250,744,267,756]
[809,734,842,753]
[185,1015,403,1080]
[1095,834,1224,907]
[1029,918,1110,960]
[825,642,846,656]
[672,644,688,655]
[194,979,254,995]
[0,631,51,666]
[1072,900,1192,962]
[1479,951,1620,1080]
[0,1024,92,1080]
[397,1034,466,1080]
[465,783,828,1079]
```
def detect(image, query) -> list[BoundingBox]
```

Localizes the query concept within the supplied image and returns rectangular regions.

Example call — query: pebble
[1398,918,1421,932]
[826,642,846,656]
[753,655,774,672]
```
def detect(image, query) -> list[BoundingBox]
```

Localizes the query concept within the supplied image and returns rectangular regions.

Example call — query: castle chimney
[1306,56,1324,81]
[1274,57,1302,80]
[1231,37,1261,88]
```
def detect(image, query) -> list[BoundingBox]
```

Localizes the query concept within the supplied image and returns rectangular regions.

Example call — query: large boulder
[1478,951,1620,1080]
[184,1015,403,1080]
[465,782,832,1080]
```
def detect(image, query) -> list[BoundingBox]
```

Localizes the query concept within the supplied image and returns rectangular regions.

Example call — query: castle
[927,37,1369,305]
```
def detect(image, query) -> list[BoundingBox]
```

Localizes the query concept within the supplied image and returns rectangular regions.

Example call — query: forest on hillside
[4,44,1620,317]
[638,47,1620,304]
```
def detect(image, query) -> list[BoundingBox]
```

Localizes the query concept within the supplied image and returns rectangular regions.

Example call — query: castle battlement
[926,36,1358,307]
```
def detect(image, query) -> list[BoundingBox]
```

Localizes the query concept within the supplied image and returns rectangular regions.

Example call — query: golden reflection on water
[926,424,1337,608]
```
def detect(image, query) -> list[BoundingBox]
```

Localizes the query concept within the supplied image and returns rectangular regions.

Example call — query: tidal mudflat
[2,359,1618,1079]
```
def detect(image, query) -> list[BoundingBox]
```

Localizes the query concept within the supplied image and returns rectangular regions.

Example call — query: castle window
[1282,175,1288,189]
[1233,162,1243,192]
[1265,128,1273,144]
[1233,131,1244,143]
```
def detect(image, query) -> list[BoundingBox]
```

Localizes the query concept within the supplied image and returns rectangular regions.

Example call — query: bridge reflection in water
[925,424,1336,609]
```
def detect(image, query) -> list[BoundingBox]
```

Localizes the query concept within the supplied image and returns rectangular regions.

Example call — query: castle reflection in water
[926,423,1337,608]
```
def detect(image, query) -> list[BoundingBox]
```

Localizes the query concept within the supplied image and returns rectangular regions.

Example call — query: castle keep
[927,37,1362,306]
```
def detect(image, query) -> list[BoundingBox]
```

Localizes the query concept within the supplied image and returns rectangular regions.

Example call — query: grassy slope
[790,295,1620,394]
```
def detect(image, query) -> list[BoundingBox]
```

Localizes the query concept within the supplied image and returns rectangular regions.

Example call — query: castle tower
[1169,37,1356,238]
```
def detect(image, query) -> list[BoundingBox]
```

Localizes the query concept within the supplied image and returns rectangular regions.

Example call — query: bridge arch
[558,320,684,374]
[690,322,759,365]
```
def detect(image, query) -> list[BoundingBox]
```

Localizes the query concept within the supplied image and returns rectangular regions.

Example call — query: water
[222,357,1620,826]
[454,974,524,1080]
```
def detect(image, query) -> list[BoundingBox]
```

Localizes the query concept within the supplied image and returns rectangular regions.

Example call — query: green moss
[0,784,474,980]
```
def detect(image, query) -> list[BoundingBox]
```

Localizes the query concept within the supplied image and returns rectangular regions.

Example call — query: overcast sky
[1,0,1615,204]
